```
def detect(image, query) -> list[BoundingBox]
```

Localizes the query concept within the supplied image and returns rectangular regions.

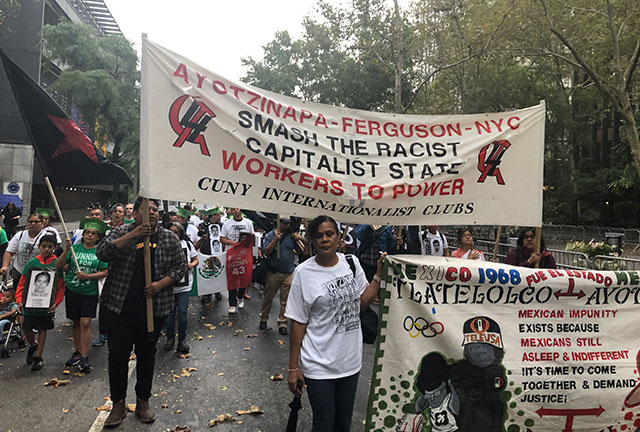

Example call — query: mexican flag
[191,237,253,295]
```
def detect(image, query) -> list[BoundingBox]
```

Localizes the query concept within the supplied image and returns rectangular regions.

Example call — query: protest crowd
[0,199,554,430]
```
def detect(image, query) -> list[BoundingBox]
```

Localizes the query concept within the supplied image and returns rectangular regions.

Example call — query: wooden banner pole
[492,226,503,262]
[44,176,80,270]
[534,227,542,269]
[141,198,154,332]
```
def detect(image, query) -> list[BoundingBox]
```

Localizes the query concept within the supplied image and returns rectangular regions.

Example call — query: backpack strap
[345,254,356,277]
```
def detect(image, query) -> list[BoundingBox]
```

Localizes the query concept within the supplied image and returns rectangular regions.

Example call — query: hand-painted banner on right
[367,255,640,432]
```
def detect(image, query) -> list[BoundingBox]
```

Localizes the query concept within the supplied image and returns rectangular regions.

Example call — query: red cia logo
[168,95,216,156]
[477,139,511,185]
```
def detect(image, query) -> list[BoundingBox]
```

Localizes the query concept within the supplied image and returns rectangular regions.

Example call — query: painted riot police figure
[450,316,506,432]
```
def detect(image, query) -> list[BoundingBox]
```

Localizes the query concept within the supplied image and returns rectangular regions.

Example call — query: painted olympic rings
[403,316,444,338]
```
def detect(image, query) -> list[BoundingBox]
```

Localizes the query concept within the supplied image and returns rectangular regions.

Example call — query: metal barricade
[591,255,640,271]
[623,229,640,251]
[548,249,590,270]
[542,225,561,241]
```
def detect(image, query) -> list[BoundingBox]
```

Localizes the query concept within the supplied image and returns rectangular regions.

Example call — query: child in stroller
[0,289,25,357]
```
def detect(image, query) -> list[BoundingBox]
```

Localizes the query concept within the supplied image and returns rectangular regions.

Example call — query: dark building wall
[0,0,45,144]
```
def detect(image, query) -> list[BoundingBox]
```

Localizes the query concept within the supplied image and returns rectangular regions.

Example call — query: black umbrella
[285,380,304,432]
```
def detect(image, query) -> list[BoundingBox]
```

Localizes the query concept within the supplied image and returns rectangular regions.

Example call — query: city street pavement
[0,284,377,431]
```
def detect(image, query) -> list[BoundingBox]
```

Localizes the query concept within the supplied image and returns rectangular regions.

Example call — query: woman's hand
[288,370,305,397]
[527,252,542,265]
[376,252,388,275]
[469,250,480,260]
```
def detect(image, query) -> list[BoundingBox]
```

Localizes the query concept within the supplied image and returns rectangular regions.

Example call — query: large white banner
[368,255,640,432]
[141,37,545,226]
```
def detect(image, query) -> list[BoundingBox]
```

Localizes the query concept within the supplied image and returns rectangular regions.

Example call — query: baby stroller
[0,274,26,358]
[1,312,26,358]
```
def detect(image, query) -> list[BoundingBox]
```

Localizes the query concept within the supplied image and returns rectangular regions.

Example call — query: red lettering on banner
[222,150,245,171]
[264,163,280,180]
[266,100,282,117]
[173,63,189,84]
[229,84,244,100]
[314,176,329,193]
[212,80,227,94]
[352,182,366,199]
[314,113,328,128]
[246,158,264,174]
[330,180,344,196]
[282,106,297,121]
[247,91,261,109]
[300,109,312,123]
[391,179,464,199]
[298,172,313,189]
[281,168,297,184]
[369,185,384,199]
[196,72,207,88]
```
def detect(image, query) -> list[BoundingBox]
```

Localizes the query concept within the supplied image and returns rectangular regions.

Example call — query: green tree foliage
[42,22,139,195]
[242,0,404,111]
[0,0,19,38]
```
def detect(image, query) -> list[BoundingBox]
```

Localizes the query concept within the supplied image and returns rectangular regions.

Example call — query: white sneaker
[228,306,237,314]
[238,299,245,309]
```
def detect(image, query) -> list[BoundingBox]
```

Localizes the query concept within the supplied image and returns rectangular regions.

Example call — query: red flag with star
[0,49,130,186]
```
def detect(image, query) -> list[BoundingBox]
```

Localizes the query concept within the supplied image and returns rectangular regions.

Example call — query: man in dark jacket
[97,197,185,427]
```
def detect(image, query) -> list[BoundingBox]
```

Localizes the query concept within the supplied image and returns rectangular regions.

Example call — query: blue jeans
[165,291,189,341]
[305,372,359,432]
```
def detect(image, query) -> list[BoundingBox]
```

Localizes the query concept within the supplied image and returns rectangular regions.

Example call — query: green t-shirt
[21,256,60,316]
[64,243,108,296]
[124,218,135,224]
[0,227,7,245]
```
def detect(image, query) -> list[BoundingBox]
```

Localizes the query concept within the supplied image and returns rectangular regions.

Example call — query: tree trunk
[619,92,640,179]
[393,0,403,112]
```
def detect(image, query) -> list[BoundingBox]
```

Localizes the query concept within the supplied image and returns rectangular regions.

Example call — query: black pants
[227,287,246,307]
[360,262,377,283]
[305,372,359,432]
[104,308,166,401]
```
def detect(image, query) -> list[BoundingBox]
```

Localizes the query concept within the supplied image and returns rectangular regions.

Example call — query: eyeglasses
[524,234,535,240]
[27,220,41,224]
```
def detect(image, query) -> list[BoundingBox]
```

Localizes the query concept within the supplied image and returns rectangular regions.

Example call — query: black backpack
[345,254,378,345]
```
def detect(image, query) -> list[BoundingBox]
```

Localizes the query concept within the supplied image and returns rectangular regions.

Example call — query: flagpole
[141,198,154,332]
[44,176,80,271]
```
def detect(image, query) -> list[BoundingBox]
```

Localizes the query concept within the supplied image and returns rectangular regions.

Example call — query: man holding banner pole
[96,197,185,427]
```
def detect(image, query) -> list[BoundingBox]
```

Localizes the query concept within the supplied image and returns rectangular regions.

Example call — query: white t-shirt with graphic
[185,224,200,245]
[424,231,448,256]
[6,229,47,273]
[285,253,368,379]
[220,218,254,250]
[174,240,197,294]
[43,226,62,244]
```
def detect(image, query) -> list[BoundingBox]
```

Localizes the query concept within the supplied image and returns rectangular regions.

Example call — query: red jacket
[15,254,65,307]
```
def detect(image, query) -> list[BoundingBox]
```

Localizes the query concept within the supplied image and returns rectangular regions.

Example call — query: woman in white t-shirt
[0,213,45,288]
[164,223,198,354]
[285,215,385,431]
